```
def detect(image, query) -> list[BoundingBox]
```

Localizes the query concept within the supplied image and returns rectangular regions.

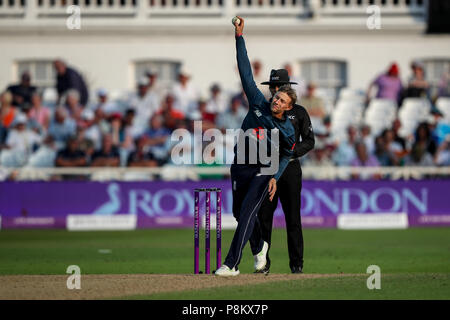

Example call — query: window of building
[134,60,181,89]
[299,59,347,98]
[16,60,56,88]
[421,58,450,84]
[414,58,450,99]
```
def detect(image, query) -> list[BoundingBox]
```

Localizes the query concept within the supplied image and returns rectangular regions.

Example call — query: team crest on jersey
[254,110,262,117]
[288,115,295,120]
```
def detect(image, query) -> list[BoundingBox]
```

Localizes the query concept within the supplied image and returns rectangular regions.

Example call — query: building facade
[0,0,449,101]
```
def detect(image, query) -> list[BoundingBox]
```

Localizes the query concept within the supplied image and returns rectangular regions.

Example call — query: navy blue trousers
[224,163,271,270]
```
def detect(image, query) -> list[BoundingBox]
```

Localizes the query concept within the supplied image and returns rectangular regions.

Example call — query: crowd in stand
[301,61,450,174]
[0,59,450,176]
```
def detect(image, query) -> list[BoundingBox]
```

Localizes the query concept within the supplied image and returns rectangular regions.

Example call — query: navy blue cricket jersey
[233,35,296,180]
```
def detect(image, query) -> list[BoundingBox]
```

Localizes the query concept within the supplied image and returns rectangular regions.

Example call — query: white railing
[320,0,428,15]
[0,0,26,16]
[1,166,449,181]
[234,0,309,16]
[0,0,427,19]
[35,0,137,16]
[148,0,224,15]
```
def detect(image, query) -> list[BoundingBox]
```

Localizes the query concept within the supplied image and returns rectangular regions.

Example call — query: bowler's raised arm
[233,16,265,108]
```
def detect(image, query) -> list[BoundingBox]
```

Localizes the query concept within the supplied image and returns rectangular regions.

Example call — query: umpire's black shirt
[284,104,315,159]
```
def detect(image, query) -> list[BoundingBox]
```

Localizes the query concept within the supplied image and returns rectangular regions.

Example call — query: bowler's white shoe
[215,265,240,277]
[254,241,269,272]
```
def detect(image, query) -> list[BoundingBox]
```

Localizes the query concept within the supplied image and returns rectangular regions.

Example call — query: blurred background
[0,0,449,230]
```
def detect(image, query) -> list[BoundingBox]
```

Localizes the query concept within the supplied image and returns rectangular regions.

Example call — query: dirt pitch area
[0,273,361,300]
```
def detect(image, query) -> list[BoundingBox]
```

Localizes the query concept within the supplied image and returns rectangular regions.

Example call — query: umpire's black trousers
[250,159,304,269]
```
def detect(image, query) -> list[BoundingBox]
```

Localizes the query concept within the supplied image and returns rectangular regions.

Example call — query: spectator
[231,87,249,110]
[435,134,450,166]
[22,103,43,135]
[351,141,380,167]
[156,94,185,131]
[93,88,121,116]
[303,140,334,167]
[216,96,247,131]
[437,66,450,99]
[332,125,358,166]
[29,92,51,131]
[413,122,437,157]
[109,113,130,148]
[127,136,158,167]
[381,128,403,164]
[110,113,135,166]
[350,141,380,179]
[47,107,77,150]
[4,113,42,166]
[55,136,87,167]
[360,124,375,155]
[90,134,120,167]
[374,135,389,166]
[79,108,102,151]
[300,82,326,121]
[75,126,95,163]
[64,89,83,125]
[172,69,199,115]
[144,69,164,102]
[1,91,17,128]
[127,77,159,137]
[205,83,228,116]
[319,115,335,146]
[392,119,407,151]
[26,135,57,168]
[405,61,430,99]
[431,108,450,146]
[7,71,37,109]
[283,63,306,100]
[93,107,111,137]
[367,62,403,106]
[404,142,434,166]
[197,97,216,130]
[0,91,18,144]
[54,59,89,106]
[143,114,171,162]
[374,132,397,166]
[121,108,139,139]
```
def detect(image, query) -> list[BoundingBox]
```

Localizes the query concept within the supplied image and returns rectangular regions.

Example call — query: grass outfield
[0,228,449,299]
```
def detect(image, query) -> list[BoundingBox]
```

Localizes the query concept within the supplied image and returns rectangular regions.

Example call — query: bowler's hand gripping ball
[232,16,241,26]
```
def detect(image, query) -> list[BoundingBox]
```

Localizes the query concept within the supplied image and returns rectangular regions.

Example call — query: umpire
[250,69,315,274]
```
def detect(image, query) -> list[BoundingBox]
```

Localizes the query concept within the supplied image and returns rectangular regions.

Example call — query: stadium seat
[367,98,397,112]
[335,100,364,111]
[363,119,389,137]
[314,87,336,114]
[338,88,365,105]
[400,98,431,121]
[339,88,365,99]
[396,98,432,138]
[364,99,397,135]
[332,100,363,125]
[397,119,418,138]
